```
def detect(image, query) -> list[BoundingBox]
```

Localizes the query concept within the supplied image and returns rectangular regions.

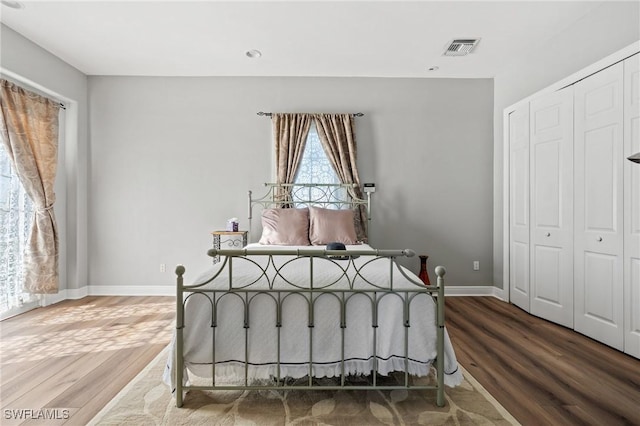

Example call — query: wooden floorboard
[445,297,640,426]
[0,296,174,425]
[1,295,639,425]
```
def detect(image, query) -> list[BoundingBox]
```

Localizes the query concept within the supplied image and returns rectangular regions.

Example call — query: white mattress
[163,244,463,393]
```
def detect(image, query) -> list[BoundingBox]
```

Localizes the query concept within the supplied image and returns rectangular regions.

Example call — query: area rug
[88,348,519,425]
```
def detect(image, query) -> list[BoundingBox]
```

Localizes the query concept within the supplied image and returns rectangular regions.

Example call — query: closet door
[509,104,531,311]
[529,88,574,328]
[624,54,640,358]
[574,62,624,350]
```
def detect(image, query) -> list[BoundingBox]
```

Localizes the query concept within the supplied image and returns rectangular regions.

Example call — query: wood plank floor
[445,297,640,426]
[1,295,638,425]
[0,296,174,425]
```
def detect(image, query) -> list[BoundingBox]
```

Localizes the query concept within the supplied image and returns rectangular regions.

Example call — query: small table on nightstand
[211,231,248,264]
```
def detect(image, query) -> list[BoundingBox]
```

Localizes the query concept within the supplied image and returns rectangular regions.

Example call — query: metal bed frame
[174,184,447,407]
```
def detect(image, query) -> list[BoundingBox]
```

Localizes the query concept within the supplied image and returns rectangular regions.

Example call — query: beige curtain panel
[313,113,367,241]
[0,79,61,294]
[273,113,312,204]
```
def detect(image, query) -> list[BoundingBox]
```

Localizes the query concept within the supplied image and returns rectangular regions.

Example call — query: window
[292,122,345,207]
[0,142,36,315]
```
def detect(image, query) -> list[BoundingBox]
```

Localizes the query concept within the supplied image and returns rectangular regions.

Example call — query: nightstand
[211,231,248,264]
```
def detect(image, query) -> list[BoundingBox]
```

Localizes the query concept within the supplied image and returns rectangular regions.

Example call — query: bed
[163,183,463,407]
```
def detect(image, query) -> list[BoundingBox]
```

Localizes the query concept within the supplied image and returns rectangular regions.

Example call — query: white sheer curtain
[0,142,36,315]
[292,122,346,207]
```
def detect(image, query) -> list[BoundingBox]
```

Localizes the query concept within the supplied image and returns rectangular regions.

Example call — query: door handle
[597,236,603,242]
[545,232,551,237]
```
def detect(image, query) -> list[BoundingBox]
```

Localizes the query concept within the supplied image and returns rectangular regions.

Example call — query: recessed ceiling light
[245,49,262,59]
[428,66,440,72]
[1,1,25,9]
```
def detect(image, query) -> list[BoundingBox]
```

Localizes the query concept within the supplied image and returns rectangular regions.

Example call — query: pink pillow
[259,208,310,245]
[309,206,358,245]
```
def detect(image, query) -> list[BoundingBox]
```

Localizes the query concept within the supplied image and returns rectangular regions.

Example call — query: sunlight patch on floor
[36,301,175,325]
[1,319,173,363]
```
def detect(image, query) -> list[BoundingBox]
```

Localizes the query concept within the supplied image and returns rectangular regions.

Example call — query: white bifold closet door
[509,104,530,312]
[574,62,624,350]
[529,88,574,328]
[624,54,640,358]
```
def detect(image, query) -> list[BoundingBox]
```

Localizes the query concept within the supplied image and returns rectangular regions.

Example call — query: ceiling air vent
[443,39,480,56]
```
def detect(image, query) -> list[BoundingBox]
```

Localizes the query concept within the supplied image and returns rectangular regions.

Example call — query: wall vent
[443,39,480,56]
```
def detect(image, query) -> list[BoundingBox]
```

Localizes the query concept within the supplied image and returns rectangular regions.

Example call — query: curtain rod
[1,77,66,110]
[257,111,364,117]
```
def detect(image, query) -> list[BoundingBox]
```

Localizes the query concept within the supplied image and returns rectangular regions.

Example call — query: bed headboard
[248,183,371,240]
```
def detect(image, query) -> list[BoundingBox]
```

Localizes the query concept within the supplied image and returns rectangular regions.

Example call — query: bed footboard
[173,249,449,408]
[435,265,446,407]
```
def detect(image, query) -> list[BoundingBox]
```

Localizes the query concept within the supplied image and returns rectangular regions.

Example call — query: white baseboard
[88,285,175,297]
[492,286,507,301]
[41,285,506,302]
[41,286,88,306]
[446,286,507,300]
[39,286,173,307]
[31,285,173,309]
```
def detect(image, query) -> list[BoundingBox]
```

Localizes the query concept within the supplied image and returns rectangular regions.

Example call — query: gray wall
[88,76,493,289]
[0,24,89,292]
[492,1,640,290]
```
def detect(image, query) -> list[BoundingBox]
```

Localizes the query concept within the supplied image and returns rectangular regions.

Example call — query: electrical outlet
[160,263,166,273]
[363,183,376,193]
[473,261,480,271]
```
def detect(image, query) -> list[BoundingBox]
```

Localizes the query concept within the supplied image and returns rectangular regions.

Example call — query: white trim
[502,40,640,304]
[502,105,512,304]
[35,285,504,301]
[40,286,89,306]
[66,286,89,299]
[88,285,175,297]
[41,292,67,306]
[491,286,507,301]
[42,285,175,300]
[86,285,503,299]
[445,286,506,300]
[15,286,172,310]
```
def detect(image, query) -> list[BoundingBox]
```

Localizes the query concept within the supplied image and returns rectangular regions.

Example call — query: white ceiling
[0,1,609,78]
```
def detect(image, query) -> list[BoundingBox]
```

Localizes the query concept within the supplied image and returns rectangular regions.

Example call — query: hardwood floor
[0,296,174,425]
[445,297,640,426]
[1,296,638,425]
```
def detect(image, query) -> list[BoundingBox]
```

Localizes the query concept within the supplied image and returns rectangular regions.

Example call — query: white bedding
[163,243,463,393]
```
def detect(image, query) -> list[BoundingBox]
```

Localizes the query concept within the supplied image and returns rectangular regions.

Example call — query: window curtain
[313,113,367,241]
[273,113,312,205]
[0,79,60,294]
